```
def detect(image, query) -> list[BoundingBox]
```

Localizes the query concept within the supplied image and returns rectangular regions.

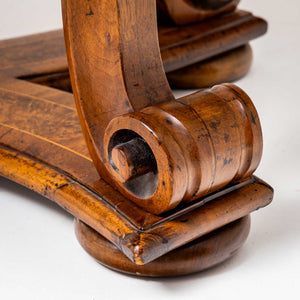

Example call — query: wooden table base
[75,216,250,277]
[0,18,272,276]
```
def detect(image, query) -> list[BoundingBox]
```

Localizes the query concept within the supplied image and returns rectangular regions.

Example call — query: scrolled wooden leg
[167,44,253,89]
[75,215,251,277]
[0,0,272,278]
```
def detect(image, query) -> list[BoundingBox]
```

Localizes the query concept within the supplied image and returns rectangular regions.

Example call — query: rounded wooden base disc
[167,44,253,89]
[75,215,250,277]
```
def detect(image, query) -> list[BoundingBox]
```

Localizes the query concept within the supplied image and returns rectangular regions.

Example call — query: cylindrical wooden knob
[110,138,156,183]
[104,84,262,214]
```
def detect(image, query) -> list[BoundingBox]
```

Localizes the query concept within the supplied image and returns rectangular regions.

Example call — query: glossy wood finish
[168,44,253,88]
[75,215,250,277]
[0,70,273,265]
[104,83,263,214]
[12,9,267,90]
[0,2,272,275]
[62,0,267,214]
[0,145,272,265]
[157,0,239,25]
[23,43,253,91]
[62,0,174,192]
[159,10,267,73]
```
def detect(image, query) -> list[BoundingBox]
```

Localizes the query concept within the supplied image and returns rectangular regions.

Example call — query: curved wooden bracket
[63,0,263,214]
[62,0,173,184]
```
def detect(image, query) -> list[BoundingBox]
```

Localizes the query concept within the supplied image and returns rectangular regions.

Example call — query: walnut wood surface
[104,83,263,214]
[168,44,253,88]
[62,0,174,192]
[0,9,267,81]
[157,0,240,25]
[62,0,267,214]
[75,215,250,277]
[23,45,253,91]
[160,10,267,72]
[0,144,272,265]
[0,72,273,265]
[0,6,272,272]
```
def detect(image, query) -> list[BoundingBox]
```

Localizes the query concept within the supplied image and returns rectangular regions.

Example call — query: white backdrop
[0,1,299,299]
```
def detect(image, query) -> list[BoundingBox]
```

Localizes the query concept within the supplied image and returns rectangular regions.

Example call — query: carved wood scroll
[62,0,174,184]
[63,0,263,214]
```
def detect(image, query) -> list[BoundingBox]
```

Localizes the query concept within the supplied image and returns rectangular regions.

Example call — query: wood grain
[75,215,250,277]
[0,3,272,274]
[62,0,267,214]
[0,86,273,264]
[167,44,253,88]
[160,10,267,72]
[157,0,240,25]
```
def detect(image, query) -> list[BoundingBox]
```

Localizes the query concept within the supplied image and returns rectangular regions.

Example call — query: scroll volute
[62,0,173,182]
[62,0,262,215]
[157,0,240,25]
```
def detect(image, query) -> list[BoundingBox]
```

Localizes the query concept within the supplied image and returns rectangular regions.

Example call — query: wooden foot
[75,216,251,277]
[167,44,253,89]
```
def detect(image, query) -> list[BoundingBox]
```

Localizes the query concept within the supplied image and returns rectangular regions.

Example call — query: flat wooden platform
[0,9,266,84]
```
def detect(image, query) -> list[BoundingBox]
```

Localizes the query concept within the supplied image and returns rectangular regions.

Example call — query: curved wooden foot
[75,215,251,277]
[167,44,253,89]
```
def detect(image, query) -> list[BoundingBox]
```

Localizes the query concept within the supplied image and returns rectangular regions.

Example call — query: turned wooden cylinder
[110,137,156,183]
[157,0,240,25]
[104,84,262,214]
